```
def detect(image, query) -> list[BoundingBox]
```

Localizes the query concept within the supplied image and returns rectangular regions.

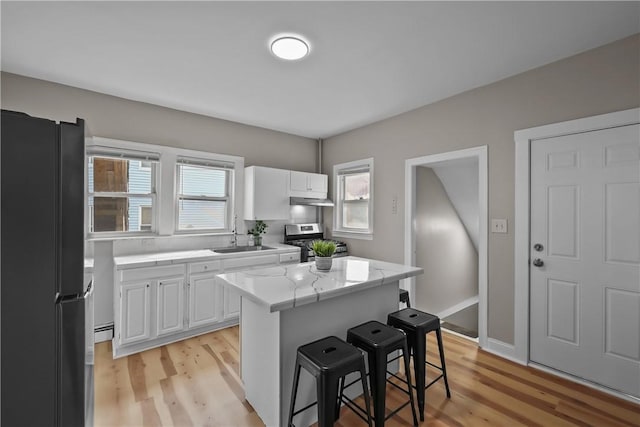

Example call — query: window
[87,148,159,236]
[86,137,243,239]
[176,157,233,232]
[333,158,374,239]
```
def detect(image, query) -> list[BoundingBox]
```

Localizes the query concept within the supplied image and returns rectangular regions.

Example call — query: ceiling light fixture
[270,36,309,61]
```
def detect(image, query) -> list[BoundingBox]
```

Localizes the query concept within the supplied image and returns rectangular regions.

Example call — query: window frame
[174,159,233,233]
[86,137,243,241]
[333,158,374,240]
[86,147,159,238]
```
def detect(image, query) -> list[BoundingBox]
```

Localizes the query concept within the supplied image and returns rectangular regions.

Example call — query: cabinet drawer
[119,264,185,282]
[189,260,221,274]
[279,252,300,263]
[224,254,279,270]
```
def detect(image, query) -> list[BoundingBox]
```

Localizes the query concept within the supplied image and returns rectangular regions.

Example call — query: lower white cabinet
[113,249,300,358]
[223,288,240,320]
[157,278,185,336]
[188,272,219,328]
[119,281,151,345]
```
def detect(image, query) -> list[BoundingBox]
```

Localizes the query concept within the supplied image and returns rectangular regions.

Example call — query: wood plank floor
[95,326,640,427]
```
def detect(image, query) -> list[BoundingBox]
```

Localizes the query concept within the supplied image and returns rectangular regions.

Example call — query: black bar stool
[288,336,373,427]
[346,321,418,427]
[387,308,451,421]
[399,289,411,307]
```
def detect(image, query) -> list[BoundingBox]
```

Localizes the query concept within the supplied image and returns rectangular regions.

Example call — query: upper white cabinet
[290,171,328,199]
[244,166,290,220]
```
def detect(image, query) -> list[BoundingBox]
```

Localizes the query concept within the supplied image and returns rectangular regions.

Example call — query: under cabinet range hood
[289,196,334,207]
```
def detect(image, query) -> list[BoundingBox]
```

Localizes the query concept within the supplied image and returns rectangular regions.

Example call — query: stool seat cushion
[388,308,439,332]
[298,336,363,371]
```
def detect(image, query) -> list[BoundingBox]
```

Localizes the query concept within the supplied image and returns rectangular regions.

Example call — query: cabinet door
[245,166,290,220]
[119,281,150,345]
[308,173,328,193]
[223,288,240,321]
[290,171,309,192]
[188,273,220,328]
[157,278,185,336]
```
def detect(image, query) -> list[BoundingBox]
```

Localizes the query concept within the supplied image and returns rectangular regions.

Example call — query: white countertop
[84,258,94,273]
[113,243,300,269]
[215,256,423,312]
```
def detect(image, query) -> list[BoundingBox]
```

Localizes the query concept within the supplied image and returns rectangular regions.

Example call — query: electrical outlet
[491,219,507,233]
[391,194,398,215]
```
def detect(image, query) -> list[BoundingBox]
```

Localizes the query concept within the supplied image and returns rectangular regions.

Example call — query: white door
[188,272,219,328]
[119,281,151,345]
[530,124,640,397]
[156,278,185,336]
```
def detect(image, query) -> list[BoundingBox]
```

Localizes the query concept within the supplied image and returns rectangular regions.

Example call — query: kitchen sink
[213,245,275,254]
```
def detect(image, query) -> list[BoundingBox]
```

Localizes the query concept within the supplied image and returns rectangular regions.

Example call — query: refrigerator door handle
[83,280,94,299]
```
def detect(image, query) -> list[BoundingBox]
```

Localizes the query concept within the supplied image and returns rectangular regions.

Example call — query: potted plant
[247,220,268,248]
[311,240,337,271]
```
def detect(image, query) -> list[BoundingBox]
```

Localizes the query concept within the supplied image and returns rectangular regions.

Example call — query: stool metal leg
[370,351,387,427]
[288,361,302,427]
[317,376,339,427]
[401,342,419,427]
[414,331,427,421]
[359,364,374,427]
[436,328,451,398]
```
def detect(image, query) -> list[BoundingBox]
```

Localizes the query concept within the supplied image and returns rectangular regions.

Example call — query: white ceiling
[2,1,638,139]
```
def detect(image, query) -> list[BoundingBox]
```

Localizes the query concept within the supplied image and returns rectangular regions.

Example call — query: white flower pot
[315,256,333,271]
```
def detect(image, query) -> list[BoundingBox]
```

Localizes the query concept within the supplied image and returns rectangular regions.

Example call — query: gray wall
[0,72,316,170]
[415,167,478,314]
[322,34,640,344]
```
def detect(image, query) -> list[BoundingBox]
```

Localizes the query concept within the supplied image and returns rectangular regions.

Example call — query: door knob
[532,258,544,267]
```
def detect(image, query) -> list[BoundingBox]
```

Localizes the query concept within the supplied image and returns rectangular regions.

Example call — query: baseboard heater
[95,324,114,342]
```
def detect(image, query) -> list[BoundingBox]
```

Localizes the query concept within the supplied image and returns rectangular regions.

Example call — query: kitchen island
[215,256,423,427]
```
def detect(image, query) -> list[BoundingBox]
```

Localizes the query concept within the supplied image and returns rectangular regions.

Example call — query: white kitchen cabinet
[223,288,240,320]
[119,281,151,345]
[244,166,290,220]
[188,272,220,328]
[112,247,300,358]
[290,170,328,199]
[156,278,185,336]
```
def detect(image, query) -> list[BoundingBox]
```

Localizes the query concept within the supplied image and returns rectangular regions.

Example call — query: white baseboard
[436,295,479,320]
[483,337,526,365]
[529,362,640,404]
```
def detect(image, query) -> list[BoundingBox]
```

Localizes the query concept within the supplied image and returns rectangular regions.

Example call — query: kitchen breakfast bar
[215,256,423,427]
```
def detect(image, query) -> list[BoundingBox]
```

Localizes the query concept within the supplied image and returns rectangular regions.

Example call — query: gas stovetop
[283,223,348,261]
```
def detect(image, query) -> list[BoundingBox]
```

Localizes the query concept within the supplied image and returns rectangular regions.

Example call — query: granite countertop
[113,243,300,269]
[215,256,423,312]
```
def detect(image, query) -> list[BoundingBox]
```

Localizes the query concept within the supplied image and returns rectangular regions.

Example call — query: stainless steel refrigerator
[1,110,94,426]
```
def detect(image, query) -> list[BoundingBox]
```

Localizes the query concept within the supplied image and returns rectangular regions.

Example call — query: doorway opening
[404,146,488,348]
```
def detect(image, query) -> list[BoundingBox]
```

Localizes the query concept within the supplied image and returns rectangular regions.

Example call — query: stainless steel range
[284,223,348,262]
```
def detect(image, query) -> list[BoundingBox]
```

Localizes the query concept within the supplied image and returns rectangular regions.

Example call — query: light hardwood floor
[95,326,640,426]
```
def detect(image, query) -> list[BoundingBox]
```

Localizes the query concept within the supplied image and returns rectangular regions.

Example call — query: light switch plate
[491,218,507,233]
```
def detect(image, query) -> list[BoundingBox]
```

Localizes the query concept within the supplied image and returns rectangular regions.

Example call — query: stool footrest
[341,395,373,424]
[290,400,318,419]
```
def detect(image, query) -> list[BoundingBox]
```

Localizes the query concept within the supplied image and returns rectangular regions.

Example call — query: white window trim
[138,205,153,231]
[174,162,232,233]
[332,157,374,240]
[86,137,244,240]
[86,144,159,239]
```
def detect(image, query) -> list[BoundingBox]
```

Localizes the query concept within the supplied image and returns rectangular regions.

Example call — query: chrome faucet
[230,214,238,247]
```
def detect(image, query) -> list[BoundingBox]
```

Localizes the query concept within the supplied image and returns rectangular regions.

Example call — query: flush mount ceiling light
[270,36,309,60]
